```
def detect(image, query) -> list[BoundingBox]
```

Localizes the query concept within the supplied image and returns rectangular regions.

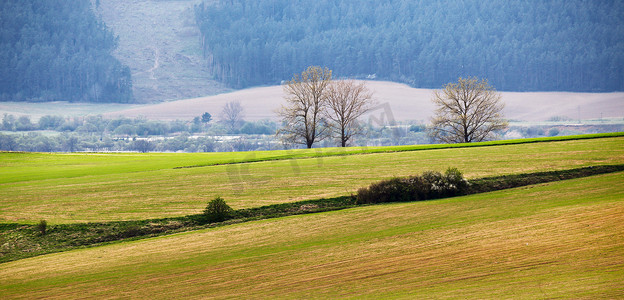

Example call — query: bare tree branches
[277,66,376,148]
[221,101,245,133]
[325,80,374,147]
[429,77,508,143]
[277,66,332,148]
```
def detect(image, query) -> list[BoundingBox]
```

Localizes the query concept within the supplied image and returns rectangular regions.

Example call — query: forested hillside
[0,0,133,103]
[195,0,624,91]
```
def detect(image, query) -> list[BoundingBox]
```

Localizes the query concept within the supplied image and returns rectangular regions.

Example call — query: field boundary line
[174,132,624,169]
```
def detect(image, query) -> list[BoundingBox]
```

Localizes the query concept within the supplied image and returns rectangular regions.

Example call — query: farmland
[2,0,623,296]
[1,170,622,298]
[1,134,623,298]
[1,134,623,224]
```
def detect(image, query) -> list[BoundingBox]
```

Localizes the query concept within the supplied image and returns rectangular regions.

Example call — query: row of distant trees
[2,64,615,152]
[0,132,264,153]
[195,0,623,91]
[2,120,616,153]
[0,114,275,136]
[0,65,511,150]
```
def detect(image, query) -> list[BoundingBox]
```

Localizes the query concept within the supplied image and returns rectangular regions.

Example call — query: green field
[1,171,622,298]
[1,134,623,224]
[1,134,623,298]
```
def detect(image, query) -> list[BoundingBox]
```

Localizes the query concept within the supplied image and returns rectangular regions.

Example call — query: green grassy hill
[1,134,623,224]
[1,171,622,298]
[0,134,623,298]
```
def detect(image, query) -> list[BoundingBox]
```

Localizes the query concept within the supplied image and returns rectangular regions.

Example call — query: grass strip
[1,164,622,264]
[468,164,624,194]
[175,132,624,168]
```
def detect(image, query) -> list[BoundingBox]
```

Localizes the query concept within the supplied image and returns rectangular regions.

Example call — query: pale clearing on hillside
[97,0,229,102]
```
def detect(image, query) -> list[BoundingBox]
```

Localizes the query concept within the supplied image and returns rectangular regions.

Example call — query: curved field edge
[1,132,622,185]
[1,135,623,224]
[174,132,624,168]
[1,172,622,299]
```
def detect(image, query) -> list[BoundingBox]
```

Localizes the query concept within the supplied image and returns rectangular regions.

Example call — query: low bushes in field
[356,164,624,205]
[356,168,469,204]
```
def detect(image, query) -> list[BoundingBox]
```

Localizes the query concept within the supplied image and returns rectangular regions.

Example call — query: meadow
[0,133,623,298]
[1,171,622,298]
[1,134,623,224]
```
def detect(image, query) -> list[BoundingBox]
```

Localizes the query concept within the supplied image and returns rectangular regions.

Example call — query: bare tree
[220,101,244,133]
[429,77,508,143]
[277,66,332,148]
[325,80,374,147]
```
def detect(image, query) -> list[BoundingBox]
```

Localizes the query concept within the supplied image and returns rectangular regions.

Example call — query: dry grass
[1,172,622,298]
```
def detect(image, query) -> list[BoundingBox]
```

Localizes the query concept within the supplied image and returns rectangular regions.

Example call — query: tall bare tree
[325,80,374,147]
[220,101,245,133]
[429,77,508,143]
[277,66,332,148]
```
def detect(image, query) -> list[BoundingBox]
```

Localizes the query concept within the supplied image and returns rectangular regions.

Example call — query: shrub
[356,168,468,204]
[37,220,47,235]
[429,167,469,198]
[204,197,233,223]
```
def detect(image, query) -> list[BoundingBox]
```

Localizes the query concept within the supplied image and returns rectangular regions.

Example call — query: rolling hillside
[1,171,622,298]
[0,134,622,298]
[1,135,622,224]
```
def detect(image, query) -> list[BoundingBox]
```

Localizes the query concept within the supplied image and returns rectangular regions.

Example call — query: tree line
[1,113,276,137]
[0,0,133,103]
[195,0,624,92]
[0,113,278,153]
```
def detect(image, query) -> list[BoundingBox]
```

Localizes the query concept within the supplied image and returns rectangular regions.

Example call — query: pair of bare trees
[277,66,374,148]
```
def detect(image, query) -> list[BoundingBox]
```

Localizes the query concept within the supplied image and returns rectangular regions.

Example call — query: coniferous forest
[0,0,133,103]
[195,0,624,91]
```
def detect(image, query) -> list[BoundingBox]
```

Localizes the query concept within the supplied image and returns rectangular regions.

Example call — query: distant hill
[0,0,133,103]
[196,0,624,92]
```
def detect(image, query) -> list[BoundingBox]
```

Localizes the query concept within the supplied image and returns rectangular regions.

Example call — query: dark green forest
[0,0,133,103]
[195,0,624,91]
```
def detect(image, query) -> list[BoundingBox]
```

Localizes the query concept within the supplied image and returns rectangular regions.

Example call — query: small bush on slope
[203,197,233,223]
